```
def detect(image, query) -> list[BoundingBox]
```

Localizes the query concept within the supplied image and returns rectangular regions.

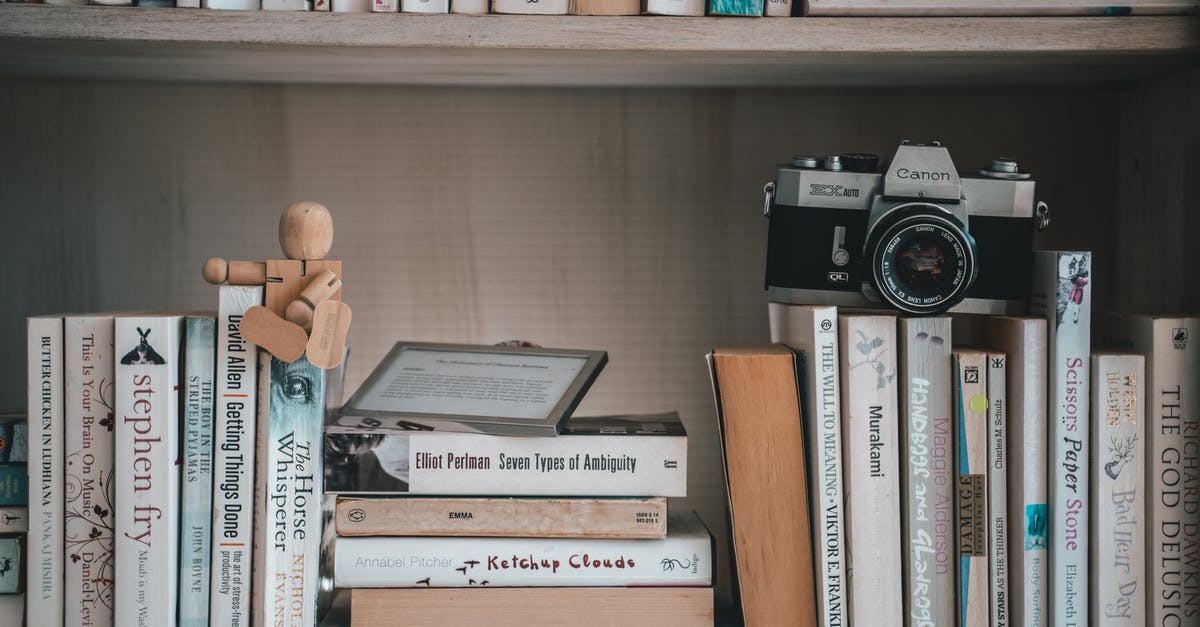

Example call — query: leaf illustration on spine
[850,330,895,389]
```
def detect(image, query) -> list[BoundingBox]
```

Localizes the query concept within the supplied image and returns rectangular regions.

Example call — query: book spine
[899,317,955,627]
[987,352,1009,627]
[491,0,568,13]
[332,0,371,10]
[0,536,23,594]
[402,0,448,10]
[176,0,201,7]
[707,0,762,14]
[210,285,261,627]
[180,316,216,627]
[64,315,115,627]
[26,316,63,626]
[114,315,183,627]
[334,522,712,587]
[0,466,27,506]
[1030,250,1092,627]
[769,303,846,626]
[763,0,791,14]
[450,0,487,11]
[202,0,259,8]
[335,496,668,538]
[325,431,687,496]
[643,0,704,13]
[1089,353,1145,626]
[0,507,29,534]
[1147,318,1200,625]
[569,0,640,13]
[252,355,325,627]
[838,315,902,626]
[954,350,989,627]
[372,0,397,12]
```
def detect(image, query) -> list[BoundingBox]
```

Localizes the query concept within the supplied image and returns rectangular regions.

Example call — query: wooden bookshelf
[0,5,1196,86]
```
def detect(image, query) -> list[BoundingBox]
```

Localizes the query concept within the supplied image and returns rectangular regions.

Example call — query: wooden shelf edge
[2,4,1198,53]
[0,5,1196,87]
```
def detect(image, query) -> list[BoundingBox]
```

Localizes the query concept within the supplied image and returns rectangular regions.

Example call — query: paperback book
[333,511,712,587]
[335,496,668,538]
[1030,250,1092,627]
[450,0,487,12]
[26,315,63,626]
[114,314,184,627]
[643,0,705,14]
[1094,313,1199,625]
[768,303,846,627]
[252,354,326,627]
[210,285,261,627]
[954,349,989,627]
[324,412,687,497]
[987,351,1009,627]
[708,346,817,627]
[64,314,116,627]
[953,315,1048,627]
[491,0,568,12]
[899,317,954,627]
[708,0,762,14]
[1089,352,1145,626]
[0,507,27,534]
[838,315,902,627]
[180,316,216,627]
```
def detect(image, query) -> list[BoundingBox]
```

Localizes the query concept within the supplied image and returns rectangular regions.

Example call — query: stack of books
[324,344,714,625]
[711,248,1200,626]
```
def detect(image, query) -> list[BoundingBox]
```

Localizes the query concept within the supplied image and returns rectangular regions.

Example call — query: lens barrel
[865,203,978,315]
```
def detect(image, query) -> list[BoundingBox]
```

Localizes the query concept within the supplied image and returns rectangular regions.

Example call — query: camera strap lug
[1036,201,1051,231]
[762,181,776,217]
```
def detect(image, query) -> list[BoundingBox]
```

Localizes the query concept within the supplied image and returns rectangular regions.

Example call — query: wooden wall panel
[0,76,1135,605]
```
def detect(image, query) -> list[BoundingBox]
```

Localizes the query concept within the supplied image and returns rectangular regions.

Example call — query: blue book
[708,0,762,15]
[180,316,216,627]
[253,354,326,627]
[0,465,28,506]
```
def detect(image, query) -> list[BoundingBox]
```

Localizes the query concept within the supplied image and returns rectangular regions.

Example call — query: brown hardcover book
[569,0,640,12]
[349,587,713,626]
[335,496,667,538]
[708,345,817,627]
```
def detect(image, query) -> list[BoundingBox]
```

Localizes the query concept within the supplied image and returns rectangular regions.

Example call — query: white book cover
[262,0,309,9]
[203,0,258,8]
[210,286,261,627]
[451,0,487,11]
[899,317,955,627]
[180,316,216,627]
[955,316,1048,627]
[64,314,116,627]
[838,315,902,627]
[643,0,704,13]
[114,314,184,627]
[334,510,712,587]
[1093,313,1199,626]
[1089,352,1145,626]
[26,315,63,626]
[333,0,370,11]
[491,0,568,12]
[325,412,688,497]
[954,349,989,627]
[767,303,847,627]
[1030,250,1092,627]
[402,0,448,10]
[987,351,1009,627]
[372,0,397,11]
[764,0,791,14]
[252,354,325,627]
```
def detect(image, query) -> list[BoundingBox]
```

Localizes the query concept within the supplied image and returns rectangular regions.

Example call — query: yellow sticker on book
[970,395,989,414]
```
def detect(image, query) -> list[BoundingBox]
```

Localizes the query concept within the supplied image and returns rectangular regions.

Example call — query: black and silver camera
[764,141,1047,316]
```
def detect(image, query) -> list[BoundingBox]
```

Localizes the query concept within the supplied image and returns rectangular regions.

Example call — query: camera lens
[865,204,977,315]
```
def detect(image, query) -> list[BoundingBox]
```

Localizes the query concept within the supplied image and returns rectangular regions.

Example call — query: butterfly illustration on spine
[119,327,166,365]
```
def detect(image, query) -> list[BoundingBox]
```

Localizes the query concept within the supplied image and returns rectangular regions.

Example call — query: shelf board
[0,4,1197,87]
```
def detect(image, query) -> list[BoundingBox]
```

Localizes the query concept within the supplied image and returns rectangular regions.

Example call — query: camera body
[764,142,1041,316]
